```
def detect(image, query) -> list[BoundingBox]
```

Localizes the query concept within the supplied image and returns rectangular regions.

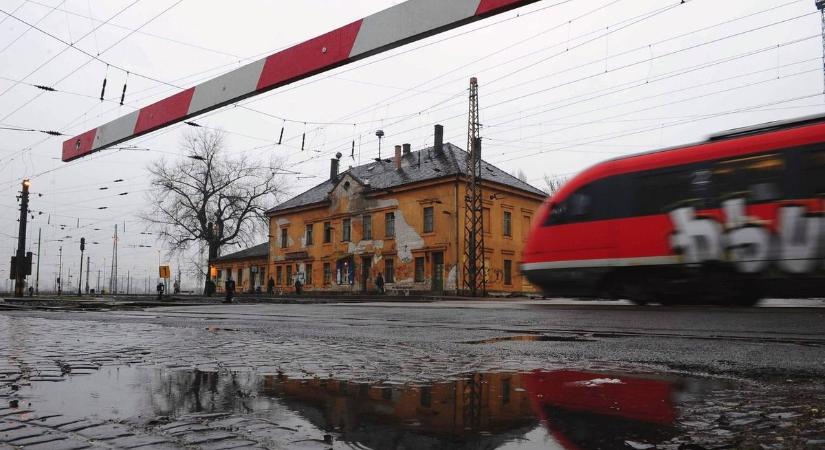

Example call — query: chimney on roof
[402,143,411,155]
[330,152,342,181]
[394,145,402,171]
[434,124,444,154]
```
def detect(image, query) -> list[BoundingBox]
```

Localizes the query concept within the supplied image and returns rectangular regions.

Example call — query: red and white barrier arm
[62,0,540,162]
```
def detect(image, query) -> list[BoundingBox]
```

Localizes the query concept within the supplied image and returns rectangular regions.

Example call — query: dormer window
[343,181,351,191]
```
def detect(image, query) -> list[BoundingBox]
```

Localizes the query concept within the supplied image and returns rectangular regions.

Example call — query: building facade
[210,242,268,293]
[265,126,546,295]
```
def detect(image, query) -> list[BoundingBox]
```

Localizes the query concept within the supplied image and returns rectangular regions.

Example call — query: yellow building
[210,242,268,293]
[266,125,546,295]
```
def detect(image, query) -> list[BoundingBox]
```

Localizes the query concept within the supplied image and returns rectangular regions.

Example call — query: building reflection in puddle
[258,370,680,449]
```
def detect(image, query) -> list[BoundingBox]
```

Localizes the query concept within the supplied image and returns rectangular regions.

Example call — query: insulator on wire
[100,65,108,101]
[351,140,355,159]
[277,126,284,145]
[120,72,129,105]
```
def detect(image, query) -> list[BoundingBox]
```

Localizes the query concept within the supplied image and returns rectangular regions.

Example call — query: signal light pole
[12,179,31,297]
[78,237,85,296]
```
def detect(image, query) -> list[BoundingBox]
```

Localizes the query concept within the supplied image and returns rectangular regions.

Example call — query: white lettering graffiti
[669,199,824,273]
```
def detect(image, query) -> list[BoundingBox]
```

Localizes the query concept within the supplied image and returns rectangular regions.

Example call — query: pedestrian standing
[267,277,275,295]
[294,278,302,295]
[375,272,385,294]
[156,281,164,301]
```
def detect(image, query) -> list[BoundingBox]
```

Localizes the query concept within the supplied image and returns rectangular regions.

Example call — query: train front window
[713,154,784,203]
[545,186,593,225]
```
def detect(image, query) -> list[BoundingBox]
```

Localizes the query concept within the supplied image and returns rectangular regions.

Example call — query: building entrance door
[431,252,444,292]
[361,256,371,292]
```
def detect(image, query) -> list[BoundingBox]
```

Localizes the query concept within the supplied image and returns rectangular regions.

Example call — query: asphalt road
[1,298,824,449]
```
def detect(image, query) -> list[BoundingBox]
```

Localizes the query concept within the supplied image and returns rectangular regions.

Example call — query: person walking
[223,278,235,304]
[375,272,385,294]
[267,277,275,295]
[294,277,302,295]
[156,281,165,301]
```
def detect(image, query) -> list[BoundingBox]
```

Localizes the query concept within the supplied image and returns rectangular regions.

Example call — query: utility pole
[127,271,130,295]
[463,77,486,297]
[35,228,41,295]
[817,1,825,93]
[57,245,63,295]
[110,225,118,294]
[77,237,85,296]
[96,268,100,294]
[12,179,32,297]
[85,256,90,294]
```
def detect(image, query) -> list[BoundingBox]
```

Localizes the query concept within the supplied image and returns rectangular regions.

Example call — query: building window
[414,257,425,282]
[285,265,292,285]
[323,263,331,285]
[280,228,288,248]
[483,208,491,233]
[305,263,312,285]
[276,266,282,285]
[503,211,512,236]
[216,269,223,280]
[423,207,434,233]
[362,214,372,240]
[342,218,351,242]
[323,221,331,243]
[305,224,314,246]
[522,215,531,241]
[502,378,511,405]
[420,386,432,407]
[385,212,395,238]
[504,260,512,285]
[385,257,394,283]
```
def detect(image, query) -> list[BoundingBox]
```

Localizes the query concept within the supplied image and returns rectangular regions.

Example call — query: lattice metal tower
[818,1,825,93]
[463,77,486,297]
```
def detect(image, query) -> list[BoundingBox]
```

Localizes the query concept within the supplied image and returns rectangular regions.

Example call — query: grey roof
[268,143,546,214]
[212,242,269,262]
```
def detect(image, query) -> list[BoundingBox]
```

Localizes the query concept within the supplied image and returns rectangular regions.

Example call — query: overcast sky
[0,0,821,291]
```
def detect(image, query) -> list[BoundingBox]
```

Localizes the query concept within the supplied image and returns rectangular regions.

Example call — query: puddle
[465,334,595,344]
[13,366,735,449]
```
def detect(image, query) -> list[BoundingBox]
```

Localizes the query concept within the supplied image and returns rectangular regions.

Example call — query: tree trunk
[204,240,220,294]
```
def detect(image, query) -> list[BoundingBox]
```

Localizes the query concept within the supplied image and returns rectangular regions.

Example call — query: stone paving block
[0,424,45,443]
[164,424,211,436]
[20,437,92,450]
[197,439,262,450]
[56,420,106,433]
[10,432,68,446]
[75,423,133,440]
[0,421,24,432]
[106,434,173,449]
[28,415,85,429]
[157,420,197,432]
[178,431,236,445]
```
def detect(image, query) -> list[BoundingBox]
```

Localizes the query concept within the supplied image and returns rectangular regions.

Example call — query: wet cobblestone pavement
[0,302,824,449]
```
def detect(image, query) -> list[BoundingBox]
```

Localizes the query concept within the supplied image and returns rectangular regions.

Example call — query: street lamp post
[77,237,85,296]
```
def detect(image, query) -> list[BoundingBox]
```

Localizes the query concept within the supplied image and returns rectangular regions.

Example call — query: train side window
[800,149,825,196]
[636,169,698,215]
[713,154,784,203]
[545,185,594,226]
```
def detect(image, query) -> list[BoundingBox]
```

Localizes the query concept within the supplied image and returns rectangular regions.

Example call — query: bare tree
[543,174,568,196]
[142,129,285,287]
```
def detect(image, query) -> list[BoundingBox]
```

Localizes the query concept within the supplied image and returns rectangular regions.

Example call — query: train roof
[604,112,825,165]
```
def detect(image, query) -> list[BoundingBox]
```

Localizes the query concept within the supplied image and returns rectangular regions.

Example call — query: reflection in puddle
[18,367,703,449]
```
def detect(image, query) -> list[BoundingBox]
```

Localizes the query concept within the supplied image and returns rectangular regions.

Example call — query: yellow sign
[159,265,171,278]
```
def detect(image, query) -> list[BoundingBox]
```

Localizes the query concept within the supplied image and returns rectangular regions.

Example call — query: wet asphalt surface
[0,298,824,449]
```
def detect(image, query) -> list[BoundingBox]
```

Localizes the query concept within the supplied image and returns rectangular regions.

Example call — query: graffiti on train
[669,198,824,273]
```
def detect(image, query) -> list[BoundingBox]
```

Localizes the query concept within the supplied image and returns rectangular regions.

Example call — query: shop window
[323,263,331,285]
[385,212,395,238]
[305,263,312,285]
[276,266,282,285]
[423,207,434,233]
[363,214,372,240]
[414,257,425,282]
[285,265,292,285]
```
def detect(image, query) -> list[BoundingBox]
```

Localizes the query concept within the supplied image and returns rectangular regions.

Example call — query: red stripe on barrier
[475,0,528,15]
[257,20,362,91]
[134,88,196,135]
[62,128,97,162]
